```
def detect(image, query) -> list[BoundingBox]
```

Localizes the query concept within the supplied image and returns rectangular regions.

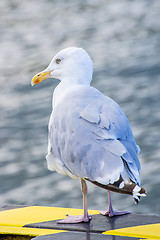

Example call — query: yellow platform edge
[0,206,160,239]
[0,226,66,237]
[103,223,160,240]
[0,206,98,237]
[0,206,99,227]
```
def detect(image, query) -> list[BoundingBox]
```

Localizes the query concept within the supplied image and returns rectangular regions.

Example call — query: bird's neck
[52,81,89,109]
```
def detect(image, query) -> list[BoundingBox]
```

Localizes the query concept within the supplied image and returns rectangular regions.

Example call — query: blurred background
[0,0,160,215]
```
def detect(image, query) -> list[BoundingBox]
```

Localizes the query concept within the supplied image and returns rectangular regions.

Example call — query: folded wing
[49,86,141,187]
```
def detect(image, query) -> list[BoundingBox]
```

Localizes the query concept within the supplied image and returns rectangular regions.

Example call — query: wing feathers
[88,177,146,203]
[80,106,100,124]
[50,86,141,188]
[101,139,126,156]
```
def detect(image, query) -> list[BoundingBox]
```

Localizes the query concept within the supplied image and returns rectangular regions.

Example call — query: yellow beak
[31,70,52,86]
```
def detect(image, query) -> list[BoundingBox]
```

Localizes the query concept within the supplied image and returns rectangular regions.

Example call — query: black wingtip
[134,195,140,204]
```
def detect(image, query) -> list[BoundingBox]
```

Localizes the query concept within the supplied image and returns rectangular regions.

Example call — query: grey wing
[50,87,141,186]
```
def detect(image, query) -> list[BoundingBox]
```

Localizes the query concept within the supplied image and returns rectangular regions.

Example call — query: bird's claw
[99,209,132,217]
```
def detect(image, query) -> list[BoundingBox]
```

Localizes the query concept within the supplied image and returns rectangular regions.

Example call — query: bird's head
[31,47,93,86]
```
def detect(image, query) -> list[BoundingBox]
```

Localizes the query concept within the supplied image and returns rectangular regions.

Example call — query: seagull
[31,47,146,223]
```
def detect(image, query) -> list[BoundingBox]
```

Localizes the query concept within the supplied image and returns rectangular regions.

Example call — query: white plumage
[32,47,146,223]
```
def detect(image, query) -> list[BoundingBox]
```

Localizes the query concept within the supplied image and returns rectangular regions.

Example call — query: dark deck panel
[33,232,140,240]
[25,213,160,233]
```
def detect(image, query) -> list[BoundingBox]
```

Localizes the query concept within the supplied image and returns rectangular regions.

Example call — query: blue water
[0,0,160,215]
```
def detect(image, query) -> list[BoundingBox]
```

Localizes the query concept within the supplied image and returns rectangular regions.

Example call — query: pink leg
[100,190,132,217]
[58,179,92,223]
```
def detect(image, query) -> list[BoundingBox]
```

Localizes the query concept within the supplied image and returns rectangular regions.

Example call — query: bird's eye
[56,58,61,64]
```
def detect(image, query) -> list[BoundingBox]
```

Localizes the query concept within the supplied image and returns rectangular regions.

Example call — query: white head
[31,47,93,86]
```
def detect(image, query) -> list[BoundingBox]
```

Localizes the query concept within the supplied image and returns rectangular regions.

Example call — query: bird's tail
[87,177,146,204]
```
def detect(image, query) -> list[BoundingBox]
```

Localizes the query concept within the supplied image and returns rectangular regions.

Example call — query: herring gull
[31,47,146,223]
